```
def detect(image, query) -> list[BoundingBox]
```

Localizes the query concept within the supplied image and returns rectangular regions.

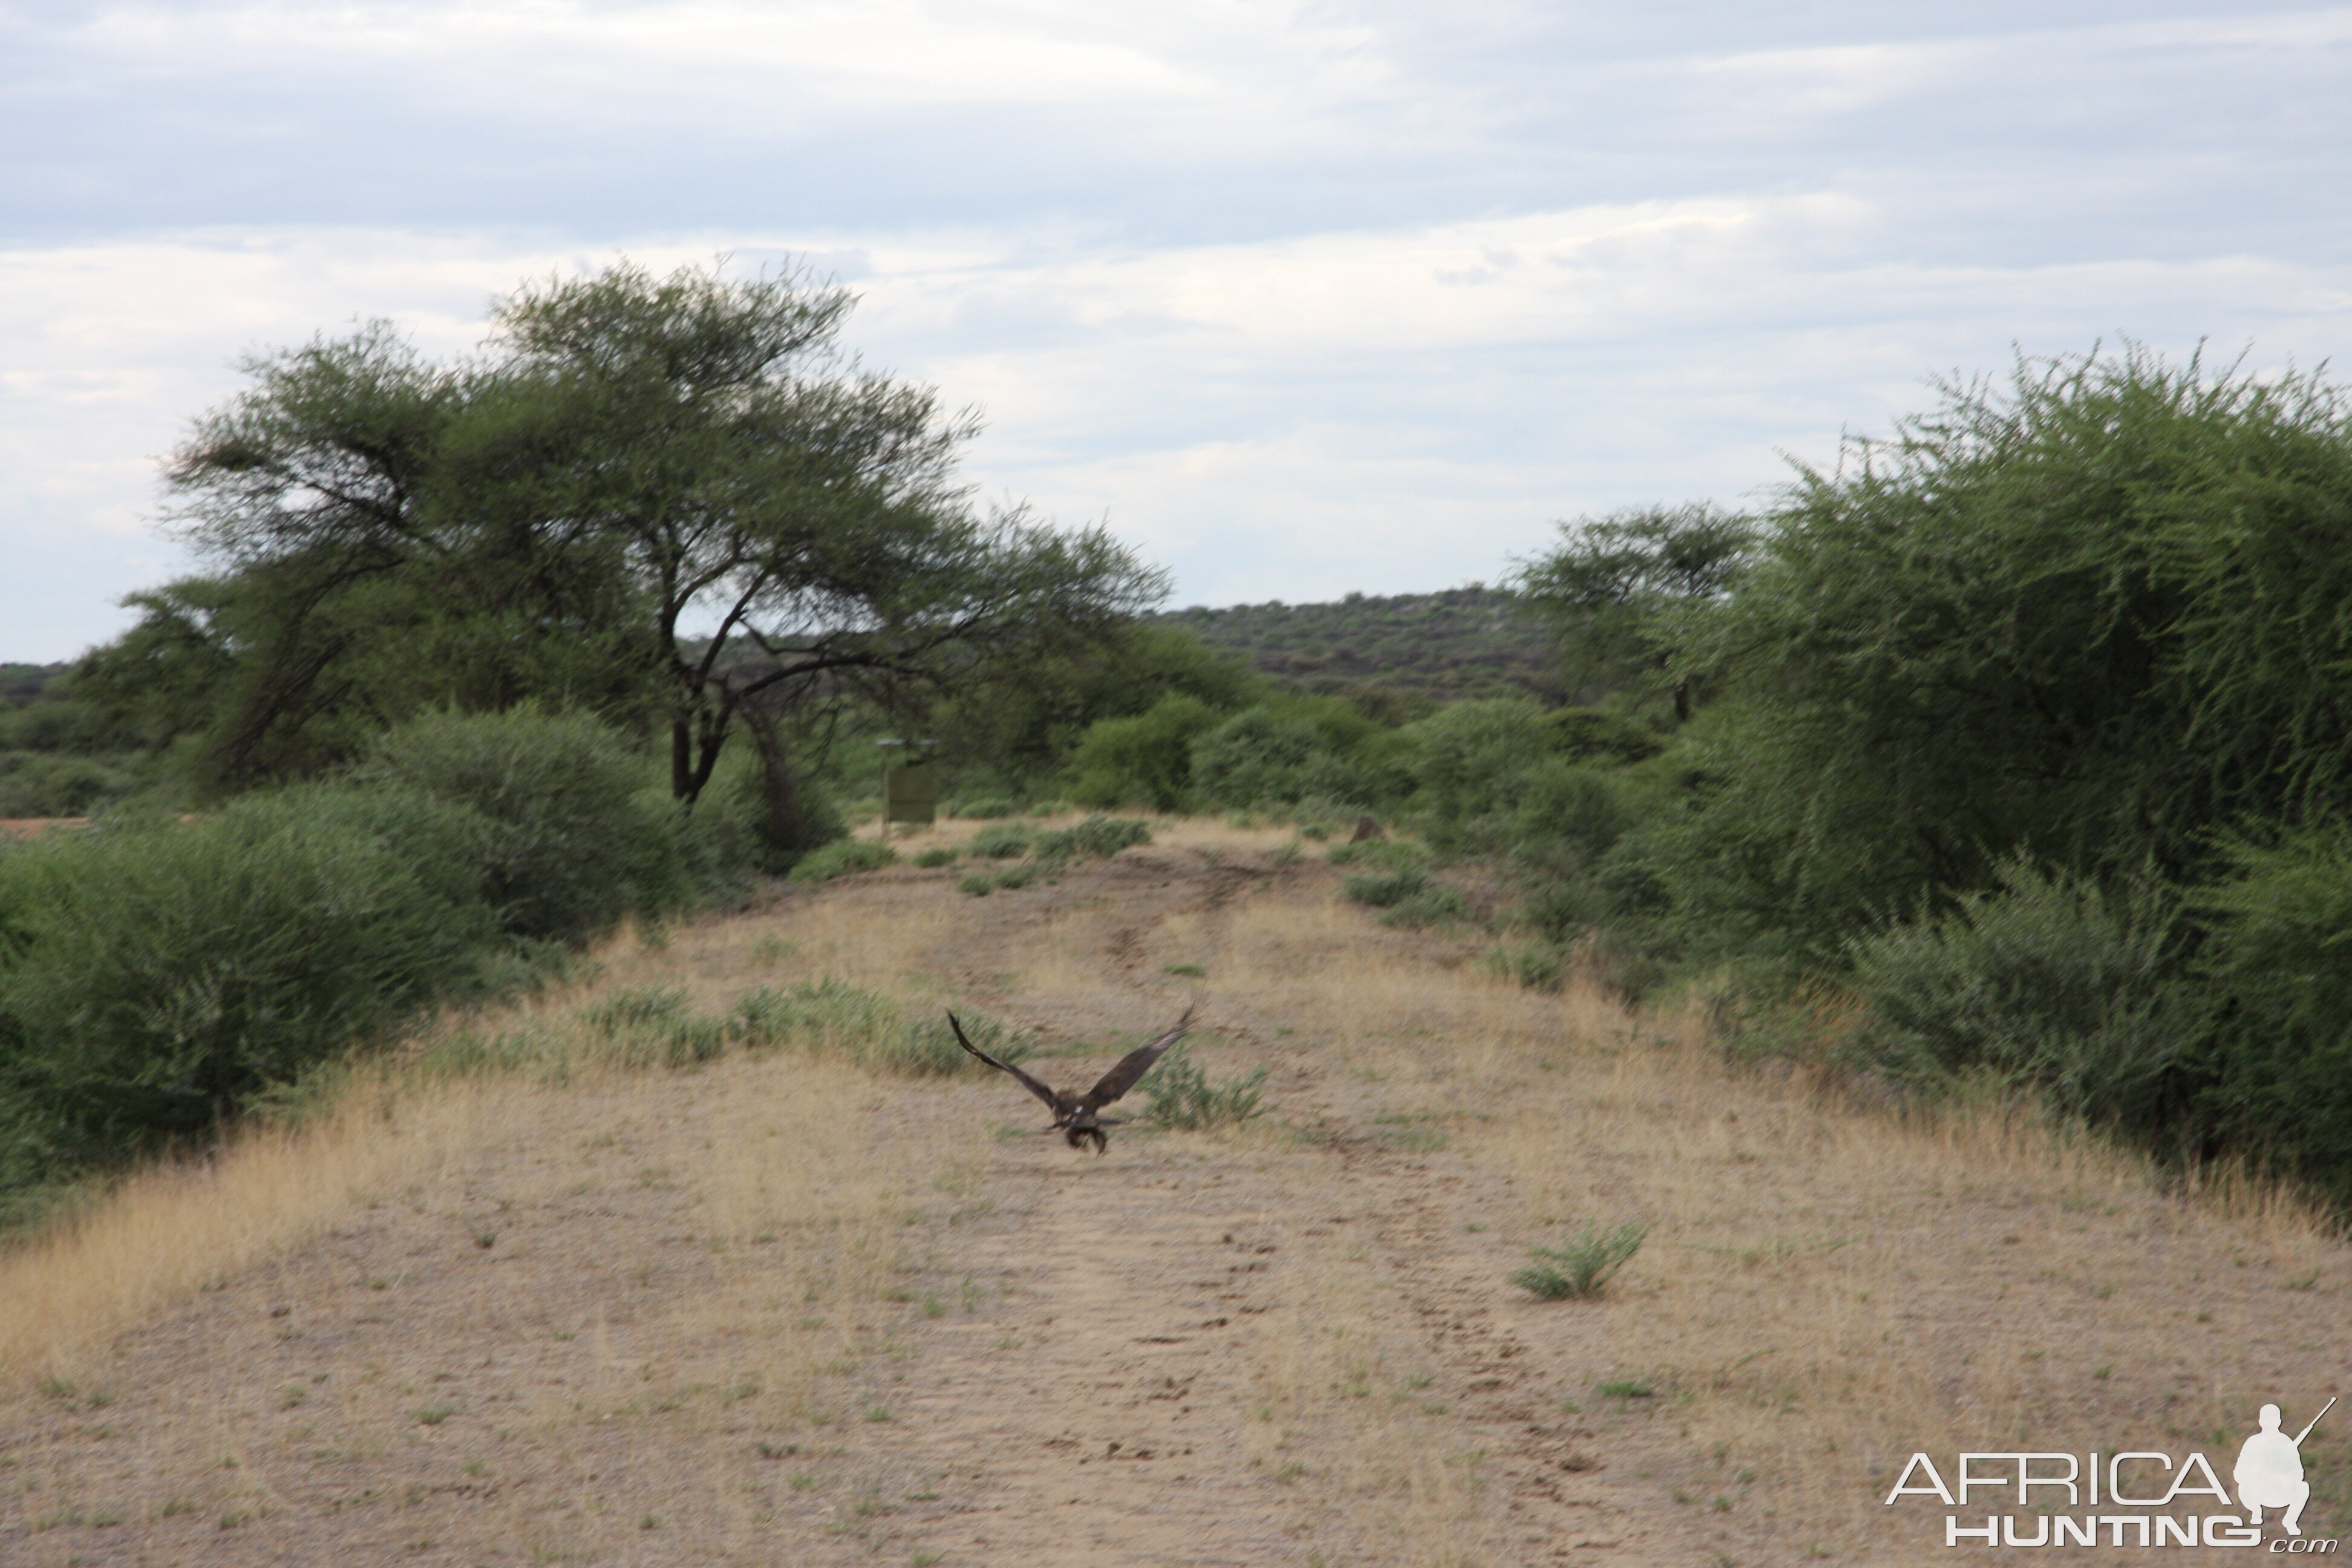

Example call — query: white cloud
[2,1,2350,656]
[7,192,2345,656]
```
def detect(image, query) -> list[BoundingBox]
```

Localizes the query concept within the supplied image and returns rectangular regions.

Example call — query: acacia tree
[1510,503,1754,719]
[1653,347,2352,963]
[87,325,652,787]
[102,261,1166,838]
[483,263,1163,834]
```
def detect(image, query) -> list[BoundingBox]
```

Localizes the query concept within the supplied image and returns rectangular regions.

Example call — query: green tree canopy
[87,261,1168,837]
[1657,345,2352,962]
[1511,503,1754,718]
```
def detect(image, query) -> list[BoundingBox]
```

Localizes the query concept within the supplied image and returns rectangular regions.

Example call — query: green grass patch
[1512,1221,1651,1301]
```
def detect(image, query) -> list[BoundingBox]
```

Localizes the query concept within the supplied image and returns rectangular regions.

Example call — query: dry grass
[0,1071,495,1388]
[1136,869,2351,1561]
[0,883,972,1400]
[1235,1217,1508,1567]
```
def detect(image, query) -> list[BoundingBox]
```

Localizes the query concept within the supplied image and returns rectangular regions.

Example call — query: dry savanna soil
[2,817,2348,1566]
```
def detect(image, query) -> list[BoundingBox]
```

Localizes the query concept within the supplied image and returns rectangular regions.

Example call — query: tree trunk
[739,702,828,859]
[670,713,695,800]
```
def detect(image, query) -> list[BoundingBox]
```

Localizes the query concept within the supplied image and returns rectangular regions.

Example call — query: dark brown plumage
[949,1007,1194,1154]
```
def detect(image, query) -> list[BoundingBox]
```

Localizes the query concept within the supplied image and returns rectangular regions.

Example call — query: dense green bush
[0,752,143,818]
[1068,694,1218,810]
[355,706,684,944]
[1546,707,1665,765]
[1655,350,2352,965]
[0,798,489,1174]
[1846,857,2206,1132]
[1397,699,1553,847]
[1189,708,1330,808]
[2190,825,2352,1200]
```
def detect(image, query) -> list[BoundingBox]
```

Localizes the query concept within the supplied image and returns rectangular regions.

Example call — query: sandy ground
[3,821,2348,1565]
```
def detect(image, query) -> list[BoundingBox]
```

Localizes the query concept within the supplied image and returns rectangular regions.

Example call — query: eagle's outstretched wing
[948,1013,1063,1112]
[1082,1007,1195,1109]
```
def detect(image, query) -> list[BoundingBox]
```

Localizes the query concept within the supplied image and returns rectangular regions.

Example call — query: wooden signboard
[883,760,937,826]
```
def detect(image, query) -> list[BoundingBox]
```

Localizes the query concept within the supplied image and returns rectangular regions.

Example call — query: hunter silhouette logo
[1883,1396,2339,1548]
[2239,1398,2334,1537]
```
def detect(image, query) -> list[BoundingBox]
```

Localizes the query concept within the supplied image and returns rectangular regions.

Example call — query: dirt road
[4,823,2345,1565]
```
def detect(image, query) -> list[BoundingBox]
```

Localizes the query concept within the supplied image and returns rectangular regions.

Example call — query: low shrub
[1326,838,1424,872]
[1139,1042,1268,1130]
[1380,884,1468,929]
[956,872,995,897]
[897,1008,1039,1077]
[725,981,1034,1077]
[1847,856,2205,1132]
[953,797,1015,820]
[1481,944,1564,993]
[913,848,959,868]
[969,825,1031,860]
[1511,1221,1651,1301]
[728,977,897,1055]
[786,840,898,885]
[1343,868,1426,907]
[1033,815,1152,864]
[580,985,727,1067]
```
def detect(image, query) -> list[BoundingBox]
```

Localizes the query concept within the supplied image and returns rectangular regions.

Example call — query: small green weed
[1512,1221,1651,1301]
[1140,1042,1268,1130]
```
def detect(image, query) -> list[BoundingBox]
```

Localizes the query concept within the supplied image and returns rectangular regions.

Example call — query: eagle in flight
[949,1007,1194,1153]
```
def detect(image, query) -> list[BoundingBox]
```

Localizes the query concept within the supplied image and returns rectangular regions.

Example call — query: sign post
[876,739,938,836]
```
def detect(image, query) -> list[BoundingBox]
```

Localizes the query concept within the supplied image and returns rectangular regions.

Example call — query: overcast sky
[5,1,2350,659]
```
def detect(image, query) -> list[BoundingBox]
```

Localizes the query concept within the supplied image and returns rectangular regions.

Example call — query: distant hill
[1153,587,1564,705]
[0,663,71,707]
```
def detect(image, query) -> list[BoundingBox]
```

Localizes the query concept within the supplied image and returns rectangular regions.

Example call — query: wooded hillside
[1152,587,1560,704]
